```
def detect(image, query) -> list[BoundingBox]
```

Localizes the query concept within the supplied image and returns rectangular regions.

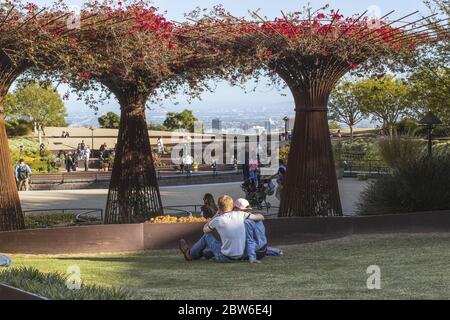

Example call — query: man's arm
[203,221,214,233]
[248,213,265,221]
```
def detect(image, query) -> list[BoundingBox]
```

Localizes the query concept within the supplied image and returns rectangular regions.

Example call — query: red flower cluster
[80,71,90,80]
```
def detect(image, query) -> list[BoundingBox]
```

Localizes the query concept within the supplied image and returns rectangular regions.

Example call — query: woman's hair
[203,193,218,212]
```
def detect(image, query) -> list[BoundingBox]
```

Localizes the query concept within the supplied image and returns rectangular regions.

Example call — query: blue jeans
[245,220,267,261]
[190,233,241,263]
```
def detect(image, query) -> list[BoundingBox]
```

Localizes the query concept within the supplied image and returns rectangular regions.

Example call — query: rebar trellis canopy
[188,7,448,217]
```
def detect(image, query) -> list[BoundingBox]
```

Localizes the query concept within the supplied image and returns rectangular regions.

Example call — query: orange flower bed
[146,215,209,224]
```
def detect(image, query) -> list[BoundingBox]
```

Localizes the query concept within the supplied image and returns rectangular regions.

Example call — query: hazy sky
[27,1,433,118]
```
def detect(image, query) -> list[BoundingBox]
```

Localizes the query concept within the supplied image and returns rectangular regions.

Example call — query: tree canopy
[4,81,67,130]
[354,76,415,137]
[98,112,120,129]
[163,109,198,132]
[329,81,366,140]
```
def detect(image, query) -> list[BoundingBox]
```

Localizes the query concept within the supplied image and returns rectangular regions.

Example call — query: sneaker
[179,239,192,261]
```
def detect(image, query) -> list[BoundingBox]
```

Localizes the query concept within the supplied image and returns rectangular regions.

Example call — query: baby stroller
[241,174,275,210]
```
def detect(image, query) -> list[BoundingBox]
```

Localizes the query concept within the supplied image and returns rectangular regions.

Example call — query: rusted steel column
[104,94,163,224]
[278,88,342,217]
[0,83,25,231]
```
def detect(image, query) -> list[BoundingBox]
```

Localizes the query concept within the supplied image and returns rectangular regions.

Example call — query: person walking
[84,146,91,172]
[157,137,164,155]
[15,159,32,191]
[65,152,73,172]
[39,143,45,157]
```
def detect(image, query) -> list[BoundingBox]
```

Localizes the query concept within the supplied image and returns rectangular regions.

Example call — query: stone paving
[19,178,369,216]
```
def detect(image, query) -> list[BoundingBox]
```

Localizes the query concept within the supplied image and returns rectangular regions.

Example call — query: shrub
[396,118,419,135]
[5,120,33,137]
[24,213,100,229]
[357,155,450,215]
[279,144,290,164]
[416,125,450,138]
[377,136,425,169]
[0,267,138,300]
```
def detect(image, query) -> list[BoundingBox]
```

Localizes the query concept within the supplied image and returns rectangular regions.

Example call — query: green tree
[5,82,67,137]
[329,81,366,141]
[163,109,198,132]
[148,123,169,131]
[98,112,120,129]
[408,1,449,123]
[354,76,415,137]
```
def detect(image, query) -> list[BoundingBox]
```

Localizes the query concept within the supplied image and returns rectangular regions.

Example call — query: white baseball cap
[0,255,11,267]
[234,198,252,211]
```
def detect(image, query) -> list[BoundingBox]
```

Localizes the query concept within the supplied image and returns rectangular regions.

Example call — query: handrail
[23,208,104,224]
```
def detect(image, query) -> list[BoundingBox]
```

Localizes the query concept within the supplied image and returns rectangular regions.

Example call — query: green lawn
[5,233,450,299]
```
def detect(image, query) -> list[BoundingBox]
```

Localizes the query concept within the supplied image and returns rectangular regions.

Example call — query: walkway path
[19,178,369,215]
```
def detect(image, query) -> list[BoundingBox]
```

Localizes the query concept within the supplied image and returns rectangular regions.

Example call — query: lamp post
[282,116,289,141]
[89,126,95,150]
[419,111,442,158]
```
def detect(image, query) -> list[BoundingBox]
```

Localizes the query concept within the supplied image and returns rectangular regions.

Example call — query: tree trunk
[0,89,25,231]
[279,89,342,217]
[350,126,354,143]
[104,94,163,224]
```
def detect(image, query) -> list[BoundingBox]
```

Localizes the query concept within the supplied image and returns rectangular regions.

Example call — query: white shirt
[208,211,251,258]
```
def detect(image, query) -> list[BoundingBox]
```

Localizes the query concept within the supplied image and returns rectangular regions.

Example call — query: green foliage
[357,155,450,215]
[163,109,198,132]
[354,76,415,137]
[396,118,420,135]
[98,112,120,129]
[24,214,78,229]
[148,123,170,131]
[377,136,425,169]
[279,144,290,164]
[333,138,379,161]
[5,119,33,137]
[328,121,341,130]
[329,81,366,139]
[9,137,58,174]
[4,82,67,129]
[0,267,138,300]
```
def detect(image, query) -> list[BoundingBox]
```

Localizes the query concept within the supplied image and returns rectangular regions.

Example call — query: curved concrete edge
[0,211,449,254]
[0,283,48,300]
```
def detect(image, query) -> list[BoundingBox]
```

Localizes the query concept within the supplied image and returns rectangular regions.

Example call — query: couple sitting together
[179,195,282,263]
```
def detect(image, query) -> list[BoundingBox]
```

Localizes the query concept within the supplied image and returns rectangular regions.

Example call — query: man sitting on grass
[179,195,265,263]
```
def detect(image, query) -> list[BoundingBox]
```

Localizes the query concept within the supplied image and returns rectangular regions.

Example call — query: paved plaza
[19,178,369,215]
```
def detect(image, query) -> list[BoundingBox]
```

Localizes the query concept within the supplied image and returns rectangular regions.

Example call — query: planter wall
[0,283,47,300]
[0,211,449,254]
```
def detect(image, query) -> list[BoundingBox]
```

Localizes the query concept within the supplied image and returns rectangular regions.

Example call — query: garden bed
[0,211,449,254]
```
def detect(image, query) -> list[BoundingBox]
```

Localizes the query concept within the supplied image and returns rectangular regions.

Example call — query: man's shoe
[179,239,192,261]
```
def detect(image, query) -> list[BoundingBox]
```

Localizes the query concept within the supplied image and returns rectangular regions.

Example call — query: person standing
[84,146,91,172]
[157,137,164,155]
[65,152,73,172]
[15,159,32,191]
[39,143,45,157]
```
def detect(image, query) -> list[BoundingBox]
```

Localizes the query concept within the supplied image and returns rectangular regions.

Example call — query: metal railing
[340,159,390,177]
[162,204,279,218]
[23,208,103,225]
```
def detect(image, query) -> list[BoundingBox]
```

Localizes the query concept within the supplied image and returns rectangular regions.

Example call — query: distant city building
[212,118,222,132]
[241,123,250,131]
[264,118,274,133]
